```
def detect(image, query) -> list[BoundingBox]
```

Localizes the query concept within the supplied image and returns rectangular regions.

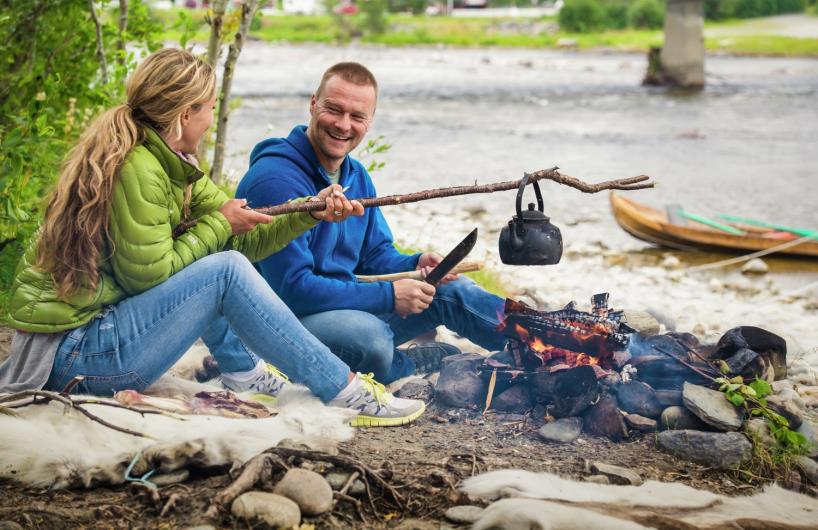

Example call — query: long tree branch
[210,0,260,184]
[88,0,108,85]
[254,168,654,216]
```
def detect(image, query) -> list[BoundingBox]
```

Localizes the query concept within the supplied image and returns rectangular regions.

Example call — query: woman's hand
[219,199,273,235]
[310,184,364,222]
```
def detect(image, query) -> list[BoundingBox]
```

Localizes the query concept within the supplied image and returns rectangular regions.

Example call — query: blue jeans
[299,277,506,383]
[43,251,350,402]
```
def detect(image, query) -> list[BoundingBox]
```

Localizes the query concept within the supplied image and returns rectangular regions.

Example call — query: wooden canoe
[609,193,818,258]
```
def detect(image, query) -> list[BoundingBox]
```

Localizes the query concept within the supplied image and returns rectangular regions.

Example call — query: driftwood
[355,260,482,283]
[255,168,653,216]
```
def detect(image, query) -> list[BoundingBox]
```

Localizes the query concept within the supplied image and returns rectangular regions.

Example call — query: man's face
[307,75,376,172]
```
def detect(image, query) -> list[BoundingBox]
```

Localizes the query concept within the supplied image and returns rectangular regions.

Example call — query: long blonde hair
[37,48,215,299]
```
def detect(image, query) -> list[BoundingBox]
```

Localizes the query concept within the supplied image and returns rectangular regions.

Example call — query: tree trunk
[210,0,260,185]
[117,0,128,65]
[88,0,108,85]
[206,0,228,68]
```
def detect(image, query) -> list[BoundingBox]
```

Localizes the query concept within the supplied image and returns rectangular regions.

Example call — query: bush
[558,0,606,33]
[704,0,740,20]
[627,0,664,29]
[602,1,629,29]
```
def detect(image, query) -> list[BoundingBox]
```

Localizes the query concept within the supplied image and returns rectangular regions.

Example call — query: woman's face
[172,94,216,154]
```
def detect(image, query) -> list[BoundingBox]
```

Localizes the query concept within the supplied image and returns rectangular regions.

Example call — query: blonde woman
[0,49,425,427]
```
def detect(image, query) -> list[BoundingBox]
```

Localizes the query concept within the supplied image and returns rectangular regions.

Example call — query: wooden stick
[355,261,483,283]
[254,168,654,216]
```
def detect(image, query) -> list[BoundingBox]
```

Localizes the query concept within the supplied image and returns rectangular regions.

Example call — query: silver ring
[333,210,342,216]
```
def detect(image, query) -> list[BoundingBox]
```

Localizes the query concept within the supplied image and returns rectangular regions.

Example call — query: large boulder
[582,394,628,441]
[657,430,752,469]
[435,355,487,408]
[682,382,743,431]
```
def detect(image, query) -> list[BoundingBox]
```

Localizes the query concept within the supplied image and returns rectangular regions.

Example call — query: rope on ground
[685,234,816,273]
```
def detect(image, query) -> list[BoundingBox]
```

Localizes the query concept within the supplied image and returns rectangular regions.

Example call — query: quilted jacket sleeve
[109,155,233,295]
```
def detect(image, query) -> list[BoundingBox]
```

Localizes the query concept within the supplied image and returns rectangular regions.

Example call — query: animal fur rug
[0,346,356,489]
[462,469,818,530]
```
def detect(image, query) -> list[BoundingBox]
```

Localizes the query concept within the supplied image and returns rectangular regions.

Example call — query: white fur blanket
[462,469,818,530]
[0,366,355,489]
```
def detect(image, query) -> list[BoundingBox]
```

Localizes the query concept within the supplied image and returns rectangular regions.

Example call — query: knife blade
[424,228,478,286]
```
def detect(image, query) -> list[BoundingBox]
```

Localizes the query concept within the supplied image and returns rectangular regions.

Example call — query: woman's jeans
[43,251,350,402]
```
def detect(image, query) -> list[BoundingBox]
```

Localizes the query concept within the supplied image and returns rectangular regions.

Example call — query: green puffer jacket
[7,127,317,333]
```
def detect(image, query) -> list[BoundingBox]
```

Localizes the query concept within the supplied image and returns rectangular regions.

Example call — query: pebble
[444,505,484,524]
[273,468,334,516]
[741,258,769,274]
[538,417,583,443]
[744,418,775,447]
[682,382,743,431]
[796,456,818,485]
[797,419,818,458]
[659,254,682,269]
[231,492,300,528]
[660,406,709,431]
[625,414,657,432]
[326,472,366,496]
[590,462,643,486]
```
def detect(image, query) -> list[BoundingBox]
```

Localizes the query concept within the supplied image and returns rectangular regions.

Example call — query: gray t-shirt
[326,168,340,186]
[0,331,64,393]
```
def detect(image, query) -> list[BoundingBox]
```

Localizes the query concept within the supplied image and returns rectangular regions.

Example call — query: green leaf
[748,379,772,399]
[719,360,731,374]
[727,393,745,407]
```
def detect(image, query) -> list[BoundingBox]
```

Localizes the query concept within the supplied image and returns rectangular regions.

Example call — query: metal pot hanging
[499,173,563,265]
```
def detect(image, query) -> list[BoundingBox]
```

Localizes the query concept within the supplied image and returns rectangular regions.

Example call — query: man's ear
[309,94,317,115]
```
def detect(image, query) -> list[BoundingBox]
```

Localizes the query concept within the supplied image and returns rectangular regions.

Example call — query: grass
[154,8,818,56]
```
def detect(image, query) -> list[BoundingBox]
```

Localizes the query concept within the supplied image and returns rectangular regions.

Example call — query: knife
[425,228,478,286]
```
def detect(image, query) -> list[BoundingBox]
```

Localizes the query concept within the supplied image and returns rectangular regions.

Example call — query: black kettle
[499,173,563,265]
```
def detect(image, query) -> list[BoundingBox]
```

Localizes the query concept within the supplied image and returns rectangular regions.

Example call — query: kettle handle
[515,172,545,222]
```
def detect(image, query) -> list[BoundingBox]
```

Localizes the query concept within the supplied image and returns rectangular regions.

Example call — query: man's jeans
[300,277,507,383]
[44,251,350,402]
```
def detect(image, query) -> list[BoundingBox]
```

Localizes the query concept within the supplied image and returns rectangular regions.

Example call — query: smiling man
[236,62,506,384]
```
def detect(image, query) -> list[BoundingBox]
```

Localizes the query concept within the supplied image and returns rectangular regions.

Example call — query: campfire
[498,293,633,375]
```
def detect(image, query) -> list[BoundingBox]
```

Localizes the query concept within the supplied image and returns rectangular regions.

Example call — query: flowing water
[227,43,818,355]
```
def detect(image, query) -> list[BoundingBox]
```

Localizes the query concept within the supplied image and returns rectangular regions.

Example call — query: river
[226,43,818,359]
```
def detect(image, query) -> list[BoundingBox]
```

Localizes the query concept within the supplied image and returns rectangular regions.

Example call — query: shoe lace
[263,362,289,383]
[358,372,390,406]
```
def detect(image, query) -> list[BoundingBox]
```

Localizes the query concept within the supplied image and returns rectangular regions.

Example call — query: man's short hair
[316,62,378,99]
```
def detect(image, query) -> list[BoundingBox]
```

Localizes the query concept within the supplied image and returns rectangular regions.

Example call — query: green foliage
[601,1,629,29]
[0,0,169,305]
[558,0,606,33]
[360,0,390,35]
[627,0,665,29]
[715,376,811,454]
[388,0,428,14]
[357,135,392,173]
[705,0,806,19]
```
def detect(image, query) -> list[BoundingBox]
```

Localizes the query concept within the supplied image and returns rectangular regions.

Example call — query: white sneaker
[328,372,425,427]
[220,362,290,402]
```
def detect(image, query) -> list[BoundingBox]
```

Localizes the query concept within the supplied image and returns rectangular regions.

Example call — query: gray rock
[621,309,661,336]
[395,378,434,401]
[797,419,818,458]
[151,469,189,486]
[660,406,709,431]
[766,394,803,429]
[616,381,663,418]
[625,414,657,432]
[590,462,643,486]
[741,258,769,274]
[583,475,610,484]
[0,522,23,530]
[582,394,628,441]
[538,417,583,443]
[646,307,677,332]
[657,430,752,469]
[492,384,533,413]
[682,382,743,431]
[796,456,818,485]
[435,358,487,408]
[273,468,333,516]
[231,492,300,528]
[744,418,775,447]
[326,472,365,496]
[444,505,484,524]
[655,390,683,407]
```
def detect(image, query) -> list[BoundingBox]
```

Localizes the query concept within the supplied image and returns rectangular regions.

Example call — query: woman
[0,49,424,427]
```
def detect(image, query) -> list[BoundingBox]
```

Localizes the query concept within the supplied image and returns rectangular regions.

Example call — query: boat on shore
[609,193,818,258]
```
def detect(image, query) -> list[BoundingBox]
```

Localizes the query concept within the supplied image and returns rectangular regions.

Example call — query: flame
[530,337,547,353]
[575,353,599,366]
[514,323,530,342]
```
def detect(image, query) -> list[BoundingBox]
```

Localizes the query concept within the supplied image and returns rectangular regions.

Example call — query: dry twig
[206,453,287,519]
[254,168,654,216]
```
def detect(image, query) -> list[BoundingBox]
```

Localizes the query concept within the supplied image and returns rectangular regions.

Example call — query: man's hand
[310,184,364,222]
[219,199,273,235]
[416,252,458,285]
[393,279,436,317]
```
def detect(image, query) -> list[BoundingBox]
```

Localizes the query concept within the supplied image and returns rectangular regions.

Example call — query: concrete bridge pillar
[661,0,705,88]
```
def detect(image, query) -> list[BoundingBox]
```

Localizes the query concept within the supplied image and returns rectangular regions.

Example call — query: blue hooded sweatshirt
[236,125,420,317]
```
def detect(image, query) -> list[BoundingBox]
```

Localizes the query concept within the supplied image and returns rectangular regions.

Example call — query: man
[237,62,506,384]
